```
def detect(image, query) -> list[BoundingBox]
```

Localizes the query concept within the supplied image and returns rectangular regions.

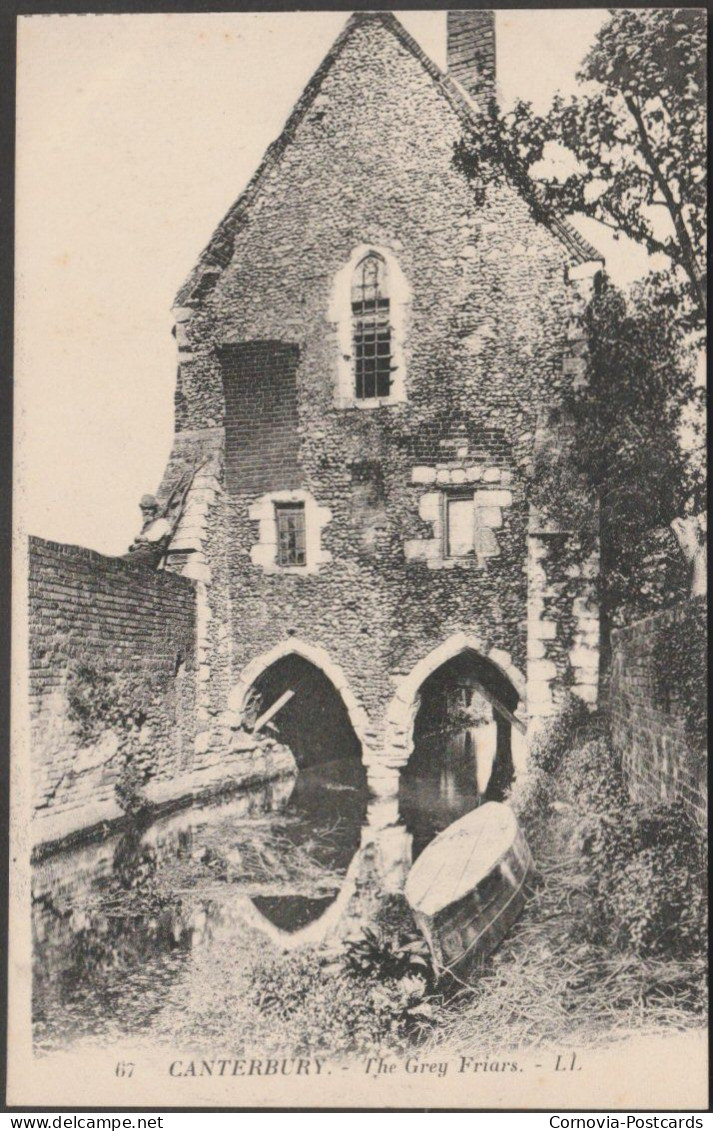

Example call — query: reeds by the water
[419,827,706,1056]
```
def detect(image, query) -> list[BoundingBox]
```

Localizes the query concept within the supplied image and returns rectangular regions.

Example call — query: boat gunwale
[406,803,525,919]
[437,841,533,974]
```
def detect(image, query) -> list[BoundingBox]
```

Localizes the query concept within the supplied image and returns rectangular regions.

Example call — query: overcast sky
[16,9,658,556]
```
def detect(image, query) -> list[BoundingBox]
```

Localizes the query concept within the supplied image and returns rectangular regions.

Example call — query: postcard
[8,7,707,1110]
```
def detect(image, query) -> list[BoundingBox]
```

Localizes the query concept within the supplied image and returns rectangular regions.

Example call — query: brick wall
[28,537,198,849]
[610,598,707,826]
[220,342,302,493]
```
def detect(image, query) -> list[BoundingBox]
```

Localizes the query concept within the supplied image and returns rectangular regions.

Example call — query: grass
[122,711,709,1059]
[420,812,706,1055]
[418,715,706,1054]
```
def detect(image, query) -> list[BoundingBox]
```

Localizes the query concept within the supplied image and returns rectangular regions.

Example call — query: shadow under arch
[228,638,371,759]
[384,632,526,764]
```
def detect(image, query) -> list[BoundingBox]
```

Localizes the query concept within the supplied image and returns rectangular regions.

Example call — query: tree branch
[624,94,706,316]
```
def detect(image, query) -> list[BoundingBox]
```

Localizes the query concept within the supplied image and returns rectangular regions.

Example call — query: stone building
[158,10,603,795]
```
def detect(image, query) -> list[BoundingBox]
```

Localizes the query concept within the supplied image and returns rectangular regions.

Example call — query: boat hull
[406,805,532,979]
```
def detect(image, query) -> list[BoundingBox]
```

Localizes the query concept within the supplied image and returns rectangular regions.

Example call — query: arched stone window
[329,244,409,408]
[351,252,392,400]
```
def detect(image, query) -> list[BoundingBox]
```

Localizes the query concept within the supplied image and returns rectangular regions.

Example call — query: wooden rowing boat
[404,801,532,979]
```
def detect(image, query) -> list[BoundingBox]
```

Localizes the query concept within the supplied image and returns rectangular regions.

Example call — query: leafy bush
[249,949,437,1057]
[529,694,594,774]
[554,733,707,961]
[344,927,433,983]
[557,735,629,815]
[509,765,553,835]
[608,843,706,959]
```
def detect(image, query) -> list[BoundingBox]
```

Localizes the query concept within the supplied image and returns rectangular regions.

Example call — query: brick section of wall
[28,537,197,847]
[446,10,496,104]
[610,598,707,827]
[220,342,302,494]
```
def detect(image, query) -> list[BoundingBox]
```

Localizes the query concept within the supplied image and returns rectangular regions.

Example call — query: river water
[32,725,514,1054]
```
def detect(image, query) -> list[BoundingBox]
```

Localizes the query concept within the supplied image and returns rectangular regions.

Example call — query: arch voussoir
[228,638,372,750]
[382,633,526,767]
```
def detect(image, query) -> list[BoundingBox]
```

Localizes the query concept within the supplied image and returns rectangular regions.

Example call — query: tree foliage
[456,8,707,326]
[454,9,706,629]
[530,279,702,628]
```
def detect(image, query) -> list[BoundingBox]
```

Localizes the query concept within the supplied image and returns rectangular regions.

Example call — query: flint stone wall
[163,15,599,760]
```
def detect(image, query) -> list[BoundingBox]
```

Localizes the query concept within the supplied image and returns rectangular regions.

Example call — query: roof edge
[442,74,604,267]
[175,12,379,307]
[174,10,603,308]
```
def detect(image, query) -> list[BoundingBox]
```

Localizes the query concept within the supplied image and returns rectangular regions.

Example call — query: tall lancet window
[351,253,392,400]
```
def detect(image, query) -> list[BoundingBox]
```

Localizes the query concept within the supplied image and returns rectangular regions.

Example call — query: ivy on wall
[651,599,707,753]
[65,662,175,817]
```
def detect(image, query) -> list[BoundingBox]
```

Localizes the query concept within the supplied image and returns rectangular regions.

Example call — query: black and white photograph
[8,5,708,1110]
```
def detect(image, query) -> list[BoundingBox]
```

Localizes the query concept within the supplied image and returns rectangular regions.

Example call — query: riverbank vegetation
[147,702,706,1058]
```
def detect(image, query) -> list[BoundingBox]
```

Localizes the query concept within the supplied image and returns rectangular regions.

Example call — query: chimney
[447,10,496,107]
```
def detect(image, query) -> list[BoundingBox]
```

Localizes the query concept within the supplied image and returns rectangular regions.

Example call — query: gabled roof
[175,11,603,308]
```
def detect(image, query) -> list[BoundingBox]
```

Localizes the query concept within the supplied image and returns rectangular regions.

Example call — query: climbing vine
[651,599,707,753]
[65,662,174,817]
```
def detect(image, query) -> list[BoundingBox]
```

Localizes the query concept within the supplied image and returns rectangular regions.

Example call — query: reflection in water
[400,719,515,860]
[250,894,335,932]
[32,711,518,1054]
[32,762,370,1052]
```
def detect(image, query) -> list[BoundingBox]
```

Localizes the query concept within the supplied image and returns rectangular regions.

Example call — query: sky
[16,8,659,556]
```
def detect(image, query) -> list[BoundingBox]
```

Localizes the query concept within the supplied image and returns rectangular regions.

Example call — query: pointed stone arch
[228,638,371,750]
[383,631,526,764]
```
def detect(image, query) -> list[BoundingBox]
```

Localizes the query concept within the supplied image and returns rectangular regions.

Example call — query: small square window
[445,495,475,558]
[275,503,306,567]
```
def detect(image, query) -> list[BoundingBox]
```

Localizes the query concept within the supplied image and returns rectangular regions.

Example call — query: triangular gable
[175,11,602,308]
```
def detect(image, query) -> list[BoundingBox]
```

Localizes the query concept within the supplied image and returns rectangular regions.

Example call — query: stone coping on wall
[28,536,199,597]
[32,740,297,861]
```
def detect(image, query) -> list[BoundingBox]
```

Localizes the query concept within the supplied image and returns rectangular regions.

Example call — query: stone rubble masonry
[27,15,609,849]
[609,599,707,828]
[28,536,294,853]
[159,12,603,775]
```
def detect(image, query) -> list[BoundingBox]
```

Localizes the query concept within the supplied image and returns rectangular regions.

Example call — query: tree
[551,9,706,325]
[454,8,706,636]
[456,8,707,327]
[530,278,703,643]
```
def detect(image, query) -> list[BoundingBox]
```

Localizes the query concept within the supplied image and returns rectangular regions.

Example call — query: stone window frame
[248,489,332,575]
[404,467,513,570]
[442,489,479,562]
[328,243,410,409]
